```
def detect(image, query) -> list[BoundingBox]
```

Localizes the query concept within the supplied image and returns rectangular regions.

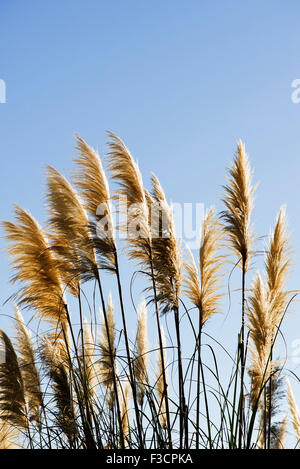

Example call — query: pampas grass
[74,135,116,272]
[155,326,168,431]
[1,132,299,450]
[247,207,291,447]
[221,140,257,447]
[2,206,68,338]
[82,318,98,398]
[14,306,42,426]
[106,131,151,264]
[0,330,27,430]
[46,165,98,287]
[248,273,272,407]
[120,381,131,441]
[184,207,223,328]
[149,173,186,447]
[183,206,223,447]
[221,140,256,272]
[265,207,291,331]
[134,300,149,407]
[40,337,77,446]
[150,174,182,314]
[98,294,117,409]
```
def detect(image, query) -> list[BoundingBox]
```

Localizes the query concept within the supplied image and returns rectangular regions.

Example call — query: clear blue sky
[1,0,300,442]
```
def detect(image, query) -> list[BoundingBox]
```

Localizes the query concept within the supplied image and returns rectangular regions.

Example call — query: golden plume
[74,135,116,272]
[98,294,116,409]
[40,337,77,444]
[107,134,181,313]
[14,306,42,426]
[2,206,68,337]
[0,330,27,429]
[287,378,300,442]
[248,273,272,407]
[248,209,291,409]
[46,165,98,291]
[120,381,131,441]
[183,207,223,327]
[134,300,149,406]
[106,131,151,265]
[221,140,256,271]
[107,132,147,206]
[150,174,182,313]
[155,326,168,429]
[81,318,98,397]
[265,206,291,330]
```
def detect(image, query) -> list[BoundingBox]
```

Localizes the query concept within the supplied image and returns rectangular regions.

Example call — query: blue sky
[1,0,300,442]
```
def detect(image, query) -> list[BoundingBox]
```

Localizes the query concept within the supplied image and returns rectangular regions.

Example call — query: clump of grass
[0,133,298,449]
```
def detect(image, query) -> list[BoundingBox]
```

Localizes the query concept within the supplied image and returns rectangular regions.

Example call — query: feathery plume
[40,338,77,444]
[0,330,27,429]
[98,294,116,409]
[221,140,256,271]
[155,327,168,429]
[150,174,184,444]
[222,141,256,447]
[265,206,291,330]
[248,209,291,413]
[183,250,201,312]
[263,208,291,445]
[74,135,116,272]
[134,300,149,406]
[248,273,272,407]
[287,378,300,442]
[2,206,68,336]
[106,131,151,265]
[14,306,42,426]
[81,318,98,397]
[184,207,223,327]
[120,381,131,441]
[105,133,147,445]
[150,174,182,314]
[46,165,98,290]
